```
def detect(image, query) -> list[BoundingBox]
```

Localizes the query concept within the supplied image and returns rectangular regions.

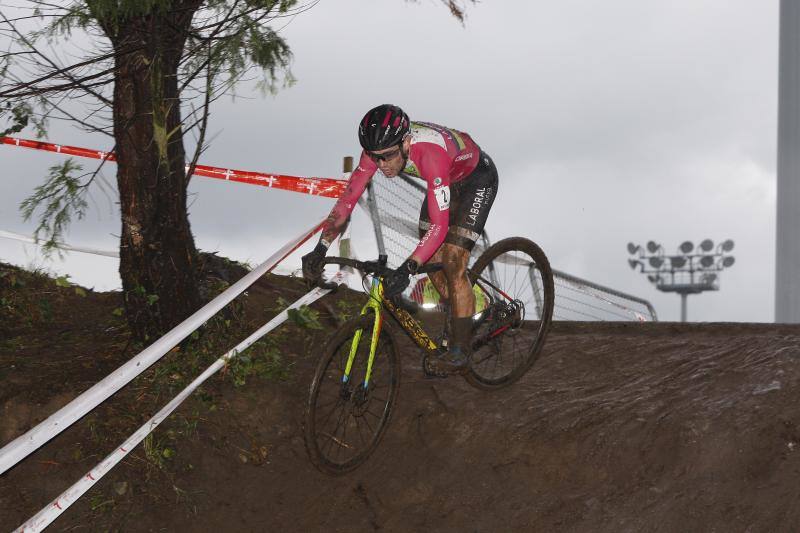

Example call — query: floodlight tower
[627,239,736,322]
[777,0,800,322]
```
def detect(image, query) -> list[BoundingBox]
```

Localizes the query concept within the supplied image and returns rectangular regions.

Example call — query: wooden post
[339,156,353,261]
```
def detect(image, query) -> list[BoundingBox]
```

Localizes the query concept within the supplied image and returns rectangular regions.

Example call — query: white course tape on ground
[0,230,119,258]
[14,276,343,533]
[0,218,325,476]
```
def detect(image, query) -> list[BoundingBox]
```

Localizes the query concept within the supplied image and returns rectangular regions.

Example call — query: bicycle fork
[341,274,385,398]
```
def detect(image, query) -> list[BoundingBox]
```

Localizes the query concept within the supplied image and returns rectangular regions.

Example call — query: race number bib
[434,185,450,211]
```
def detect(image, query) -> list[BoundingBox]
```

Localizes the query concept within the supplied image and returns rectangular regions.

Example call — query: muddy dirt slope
[2,264,800,532]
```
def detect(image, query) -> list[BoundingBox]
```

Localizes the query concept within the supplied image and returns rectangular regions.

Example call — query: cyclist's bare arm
[319,153,375,246]
[407,145,452,265]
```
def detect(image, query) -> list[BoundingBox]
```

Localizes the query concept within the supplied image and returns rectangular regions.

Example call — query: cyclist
[302,104,498,374]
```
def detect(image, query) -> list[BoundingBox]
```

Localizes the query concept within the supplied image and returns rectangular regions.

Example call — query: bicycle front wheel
[304,314,400,475]
[466,237,554,390]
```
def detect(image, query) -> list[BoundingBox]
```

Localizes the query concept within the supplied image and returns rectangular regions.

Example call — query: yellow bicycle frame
[342,276,440,386]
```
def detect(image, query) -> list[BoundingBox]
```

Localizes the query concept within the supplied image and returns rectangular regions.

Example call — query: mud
[2,266,800,532]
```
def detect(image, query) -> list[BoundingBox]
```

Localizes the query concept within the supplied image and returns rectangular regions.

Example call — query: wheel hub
[351,384,371,416]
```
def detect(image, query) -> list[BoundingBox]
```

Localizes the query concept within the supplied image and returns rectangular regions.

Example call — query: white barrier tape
[0,218,325,475]
[14,275,343,533]
[0,230,119,258]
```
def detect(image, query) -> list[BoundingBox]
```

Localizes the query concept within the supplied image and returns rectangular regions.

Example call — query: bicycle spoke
[465,238,553,389]
[328,411,348,463]
[319,430,353,452]
[315,396,342,411]
[354,414,369,449]
[305,310,400,473]
[363,406,384,420]
[338,409,352,463]
[491,337,502,377]
[317,397,346,432]
[321,401,350,458]
[361,410,377,433]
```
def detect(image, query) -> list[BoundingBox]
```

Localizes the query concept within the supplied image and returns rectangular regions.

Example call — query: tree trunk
[108,8,202,342]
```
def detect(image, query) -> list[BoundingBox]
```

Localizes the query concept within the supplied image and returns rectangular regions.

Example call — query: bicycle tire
[303,314,400,475]
[465,237,554,390]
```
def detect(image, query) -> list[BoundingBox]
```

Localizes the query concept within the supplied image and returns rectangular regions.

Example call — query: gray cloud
[1,0,779,321]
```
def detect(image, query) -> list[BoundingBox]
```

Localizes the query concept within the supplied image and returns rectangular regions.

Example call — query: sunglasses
[367,146,402,163]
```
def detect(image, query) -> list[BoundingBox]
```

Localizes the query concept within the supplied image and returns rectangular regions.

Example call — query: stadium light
[627,238,736,322]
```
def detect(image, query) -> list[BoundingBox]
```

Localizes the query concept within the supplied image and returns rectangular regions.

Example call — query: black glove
[302,242,328,282]
[383,259,419,297]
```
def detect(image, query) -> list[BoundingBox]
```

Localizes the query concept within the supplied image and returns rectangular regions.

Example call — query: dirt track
[4,315,800,532]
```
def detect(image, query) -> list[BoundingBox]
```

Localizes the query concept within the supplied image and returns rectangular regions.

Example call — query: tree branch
[0,10,117,105]
[185,46,214,186]
[0,67,115,98]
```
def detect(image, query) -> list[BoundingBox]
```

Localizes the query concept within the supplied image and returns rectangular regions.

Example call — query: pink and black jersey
[321,122,482,264]
[400,122,481,184]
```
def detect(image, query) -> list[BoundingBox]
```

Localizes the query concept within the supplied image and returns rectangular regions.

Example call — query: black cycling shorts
[418,151,498,251]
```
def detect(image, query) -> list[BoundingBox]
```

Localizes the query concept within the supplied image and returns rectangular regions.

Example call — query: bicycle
[303,237,555,475]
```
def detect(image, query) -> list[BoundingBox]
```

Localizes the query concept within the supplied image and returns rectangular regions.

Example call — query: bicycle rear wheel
[465,237,554,390]
[304,314,400,475]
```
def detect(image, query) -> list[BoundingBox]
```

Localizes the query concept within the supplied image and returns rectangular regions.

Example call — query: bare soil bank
[2,263,800,532]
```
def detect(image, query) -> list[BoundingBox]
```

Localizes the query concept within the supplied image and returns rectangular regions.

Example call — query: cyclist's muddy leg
[442,243,474,319]
[427,247,449,302]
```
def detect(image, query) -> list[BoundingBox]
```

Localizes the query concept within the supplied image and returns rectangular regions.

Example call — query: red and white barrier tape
[14,275,344,533]
[0,230,119,258]
[0,218,325,476]
[1,136,347,199]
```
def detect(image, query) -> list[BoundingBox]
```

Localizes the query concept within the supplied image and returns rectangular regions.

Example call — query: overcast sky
[0,0,779,322]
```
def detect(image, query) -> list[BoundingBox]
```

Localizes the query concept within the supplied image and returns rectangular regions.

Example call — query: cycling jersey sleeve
[319,151,377,247]
[410,145,452,264]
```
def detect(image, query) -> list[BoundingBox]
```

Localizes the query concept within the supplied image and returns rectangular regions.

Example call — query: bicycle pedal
[422,357,449,379]
[424,356,471,378]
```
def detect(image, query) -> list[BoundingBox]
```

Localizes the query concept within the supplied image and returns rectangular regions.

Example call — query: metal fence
[360,173,657,322]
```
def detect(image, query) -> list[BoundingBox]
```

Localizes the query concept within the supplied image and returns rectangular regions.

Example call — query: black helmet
[358,104,410,151]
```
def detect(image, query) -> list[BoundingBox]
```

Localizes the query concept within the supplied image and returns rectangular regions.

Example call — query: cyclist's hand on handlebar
[359,259,383,276]
[301,242,327,283]
[383,259,418,297]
